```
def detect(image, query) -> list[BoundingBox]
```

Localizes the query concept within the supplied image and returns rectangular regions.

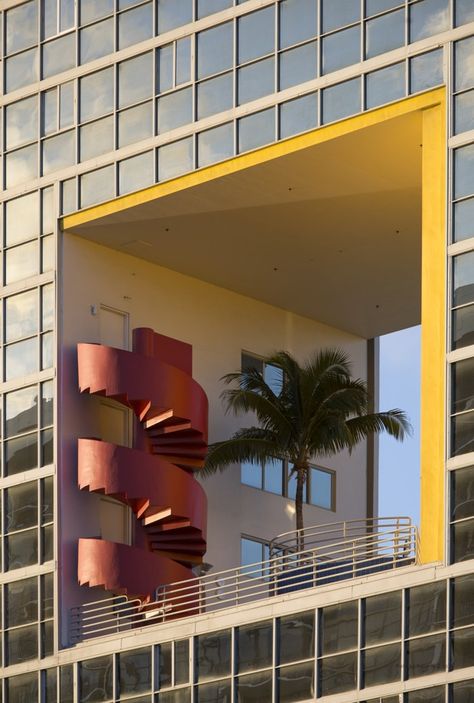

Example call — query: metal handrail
[70,517,419,643]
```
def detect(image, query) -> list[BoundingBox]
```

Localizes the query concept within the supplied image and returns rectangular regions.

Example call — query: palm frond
[345,410,412,446]
[203,427,285,477]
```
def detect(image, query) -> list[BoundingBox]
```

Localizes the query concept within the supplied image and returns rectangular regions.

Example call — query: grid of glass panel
[2,576,474,700]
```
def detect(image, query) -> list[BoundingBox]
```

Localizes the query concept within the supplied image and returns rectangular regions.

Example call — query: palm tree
[203,349,411,541]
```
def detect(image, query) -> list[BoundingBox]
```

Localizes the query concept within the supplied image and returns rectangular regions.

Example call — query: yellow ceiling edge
[62,87,445,231]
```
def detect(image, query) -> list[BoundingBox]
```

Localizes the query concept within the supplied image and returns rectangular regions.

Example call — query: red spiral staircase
[77,328,208,601]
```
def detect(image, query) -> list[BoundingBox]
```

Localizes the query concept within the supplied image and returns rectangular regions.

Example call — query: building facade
[0,0,473,701]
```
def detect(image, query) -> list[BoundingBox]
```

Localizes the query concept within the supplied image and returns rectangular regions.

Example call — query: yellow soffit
[62,87,445,230]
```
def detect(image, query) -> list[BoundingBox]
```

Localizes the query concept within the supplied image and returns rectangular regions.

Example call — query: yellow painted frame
[63,88,447,564]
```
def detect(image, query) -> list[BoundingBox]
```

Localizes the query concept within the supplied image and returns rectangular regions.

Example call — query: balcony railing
[70,517,418,643]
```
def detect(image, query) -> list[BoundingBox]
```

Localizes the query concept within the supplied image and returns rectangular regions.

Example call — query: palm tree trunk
[295,465,307,552]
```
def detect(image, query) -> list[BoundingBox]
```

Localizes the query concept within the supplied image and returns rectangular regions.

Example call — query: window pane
[118,102,153,149]
[366,62,405,109]
[279,42,317,91]
[6,577,38,627]
[407,633,446,678]
[322,25,360,74]
[455,91,474,136]
[79,656,113,702]
[6,1,38,54]
[279,0,318,50]
[322,0,360,32]
[238,57,275,105]
[452,518,474,562]
[241,537,263,572]
[119,3,153,50]
[410,49,443,93]
[237,671,272,703]
[80,17,114,63]
[279,611,314,664]
[451,466,474,521]
[318,651,357,696]
[6,673,38,703]
[6,338,38,380]
[80,166,115,208]
[119,152,154,195]
[80,116,114,162]
[197,73,233,120]
[6,97,38,150]
[5,432,38,476]
[157,0,193,33]
[366,10,404,59]
[5,241,39,285]
[157,87,193,134]
[453,305,474,350]
[119,648,151,696]
[197,630,231,681]
[407,581,446,636]
[6,386,38,437]
[6,624,38,665]
[42,89,57,136]
[321,601,358,655]
[197,0,232,19]
[280,93,318,139]
[452,412,474,457]
[241,461,263,489]
[5,290,38,343]
[198,123,234,168]
[238,621,273,673]
[197,23,233,79]
[456,0,474,26]
[322,78,361,124]
[61,0,75,30]
[364,591,401,645]
[238,109,275,153]
[366,0,402,15]
[409,0,450,42]
[42,477,54,525]
[6,192,40,247]
[238,7,275,64]
[158,138,193,181]
[80,68,114,122]
[42,130,75,175]
[264,459,283,495]
[452,627,474,669]
[455,37,474,92]
[60,82,75,129]
[287,467,307,501]
[6,528,38,570]
[157,44,173,93]
[80,0,113,24]
[452,357,474,414]
[278,661,314,702]
[454,144,474,200]
[452,573,474,626]
[453,251,474,307]
[406,686,445,703]
[175,640,189,685]
[363,643,401,686]
[6,480,38,533]
[177,37,191,85]
[6,143,38,189]
[196,681,231,703]
[42,33,75,78]
[6,48,39,93]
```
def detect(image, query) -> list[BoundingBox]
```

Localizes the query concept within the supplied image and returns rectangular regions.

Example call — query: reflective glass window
[196,681,231,702]
[452,357,474,414]
[7,673,39,703]
[80,0,113,24]
[80,68,114,122]
[6,1,38,54]
[197,22,233,79]
[158,138,193,181]
[6,48,39,93]
[238,109,275,153]
[363,643,401,686]
[407,581,446,636]
[6,97,38,150]
[452,627,474,669]
[455,92,474,135]
[157,44,174,93]
[279,42,317,91]
[366,9,405,58]
[42,33,75,78]
[455,37,474,92]
[238,57,275,105]
[410,49,444,93]
[5,241,39,285]
[454,144,474,200]
[409,0,450,42]
[177,37,192,85]
[364,591,401,645]
[453,251,474,308]
[452,518,474,562]
[198,123,234,168]
[406,686,445,703]
[456,0,474,26]
[407,633,446,677]
[80,17,114,63]
[322,26,360,75]
[5,290,38,343]
[238,7,275,64]
[453,305,474,350]
[366,63,405,110]
[452,466,474,521]
[322,78,361,124]
[241,461,262,489]
[42,130,75,175]
[279,611,314,664]
[322,0,360,32]
[238,621,273,673]
[5,338,38,381]
[5,143,38,189]
[119,648,151,696]
[6,192,40,246]
[157,0,193,33]
[197,630,231,681]
[321,601,358,655]
[157,87,193,134]
[452,412,474,457]
[280,93,317,139]
[6,386,38,437]
[452,574,474,627]
[119,3,153,49]
[309,467,332,509]
[7,624,38,664]
[197,0,232,18]
[279,0,318,50]
[79,656,113,702]
[60,82,75,130]
[318,652,357,696]
[80,116,114,162]
[197,73,233,120]
[6,528,38,569]
[6,577,38,627]
[6,481,38,533]
[366,0,403,15]
[118,102,153,148]
[80,165,115,208]
[42,89,57,137]
[237,671,272,703]
[119,152,154,195]
[278,662,314,702]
